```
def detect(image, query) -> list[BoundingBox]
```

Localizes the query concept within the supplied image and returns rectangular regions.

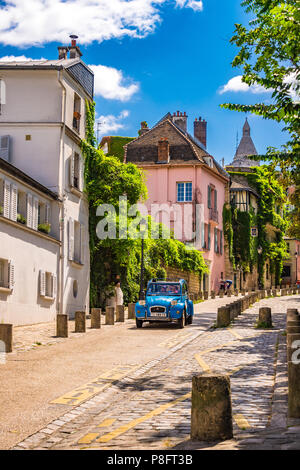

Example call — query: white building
[0,38,93,325]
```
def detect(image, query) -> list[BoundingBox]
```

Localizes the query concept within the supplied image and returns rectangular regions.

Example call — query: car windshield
[147,283,181,296]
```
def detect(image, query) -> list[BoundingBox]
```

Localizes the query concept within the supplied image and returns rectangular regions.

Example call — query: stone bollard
[287,325,300,335]
[75,311,86,333]
[267,289,272,297]
[227,291,232,298]
[241,289,246,296]
[219,291,224,298]
[128,303,136,320]
[211,291,216,300]
[281,288,287,297]
[258,307,272,328]
[287,309,299,321]
[199,291,203,300]
[116,305,125,323]
[260,290,266,299]
[204,291,209,300]
[288,361,300,418]
[229,303,236,321]
[234,289,239,297]
[191,374,233,441]
[106,307,115,325]
[217,306,231,328]
[0,324,13,353]
[287,333,300,362]
[293,288,297,295]
[91,308,101,329]
[56,314,68,338]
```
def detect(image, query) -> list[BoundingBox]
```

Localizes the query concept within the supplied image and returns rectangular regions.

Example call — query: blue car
[135,279,194,329]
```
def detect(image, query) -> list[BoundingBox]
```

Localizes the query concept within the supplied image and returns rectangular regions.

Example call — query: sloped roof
[231,118,259,168]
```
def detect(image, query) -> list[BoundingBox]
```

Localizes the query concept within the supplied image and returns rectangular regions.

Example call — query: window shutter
[80,224,84,264]
[208,186,211,209]
[214,189,218,211]
[79,156,84,192]
[32,197,39,230]
[52,274,57,298]
[220,230,223,255]
[0,135,10,162]
[4,180,11,218]
[11,184,18,221]
[208,224,211,250]
[68,218,75,261]
[201,222,205,249]
[27,193,33,228]
[8,261,14,290]
[69,154,75,187]
[45,204,51,225]
[39,270,46,296]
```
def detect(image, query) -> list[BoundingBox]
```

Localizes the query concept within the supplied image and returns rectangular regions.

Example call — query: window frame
[177,182,193,203]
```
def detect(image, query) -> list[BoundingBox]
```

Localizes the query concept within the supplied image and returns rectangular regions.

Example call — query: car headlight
[139,300,146,306]
[171,300,178,306]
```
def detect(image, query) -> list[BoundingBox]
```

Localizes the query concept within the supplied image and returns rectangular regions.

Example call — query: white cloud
[219,75,272,95]
[90,65,139,101]
[0,55,139,102]
[0,0,204,47]
[96,110,130,136]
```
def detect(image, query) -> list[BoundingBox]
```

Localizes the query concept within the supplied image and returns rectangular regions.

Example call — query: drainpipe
[58,70,67,314]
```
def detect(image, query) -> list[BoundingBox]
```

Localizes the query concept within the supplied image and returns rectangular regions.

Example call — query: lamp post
[295,251,298,286]
[257,245,263,289]
[139,218,147,300]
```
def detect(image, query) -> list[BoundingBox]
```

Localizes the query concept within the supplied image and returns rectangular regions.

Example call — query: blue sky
[0,0,288,165]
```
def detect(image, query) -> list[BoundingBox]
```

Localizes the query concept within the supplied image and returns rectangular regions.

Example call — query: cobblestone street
[11,294,300,451]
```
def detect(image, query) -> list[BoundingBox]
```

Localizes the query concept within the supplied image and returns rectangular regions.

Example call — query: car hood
[146,296,181,306]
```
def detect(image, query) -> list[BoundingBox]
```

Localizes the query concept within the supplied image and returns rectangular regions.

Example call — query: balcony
[209,208,219,224]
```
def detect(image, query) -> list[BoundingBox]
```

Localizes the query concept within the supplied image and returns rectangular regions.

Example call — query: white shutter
[27,193,33,228]
[0,135,10,162]
[80,224,84,264]
[52,274,57,298]
[11,184,18,221]
[8,261,14,290]
[79,156,84,192]
[32,197,39,230]
[39,270,46,297]
[3,180,11,218]
[68,218,75,261]
[69,154,75,187]
[45,204,51,225]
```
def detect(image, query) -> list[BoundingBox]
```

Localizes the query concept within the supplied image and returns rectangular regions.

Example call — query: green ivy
[102,136,135,162]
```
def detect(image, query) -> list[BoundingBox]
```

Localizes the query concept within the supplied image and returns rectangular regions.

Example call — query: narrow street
[4,294,299,451]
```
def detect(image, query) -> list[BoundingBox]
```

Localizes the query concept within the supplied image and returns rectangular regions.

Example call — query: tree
[222,0,300,236]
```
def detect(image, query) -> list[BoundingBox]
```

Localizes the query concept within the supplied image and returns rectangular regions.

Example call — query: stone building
[124,112,230,293]
[282,238,300,286]
[0,37,93,325]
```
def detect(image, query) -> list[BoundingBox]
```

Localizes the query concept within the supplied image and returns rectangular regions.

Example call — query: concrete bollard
[241,288,246,296]
[260,290,266,299]
[56,314,68,338]
[287,325,300,335]
[258,307,272,328]
[287,309,299,322]
[0,324,13,353]
[227,291,232,298]
[281,288,287,296]
[91,308,101,329]
[191,374,233,441]
[219,291,224,298]
[288,361,300,418]
[116,305,125,323]
[75,311,86,333]
[234,289,239,297]
[229,304,236,321]
[106,307,115,325]
[293,288,297,295]
[204,291,209,300]
[217,306,231,328]
[128,303,136,320]
[211,291,216,300]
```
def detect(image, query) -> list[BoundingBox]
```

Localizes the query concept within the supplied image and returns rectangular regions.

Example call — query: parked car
[135,279,194,329]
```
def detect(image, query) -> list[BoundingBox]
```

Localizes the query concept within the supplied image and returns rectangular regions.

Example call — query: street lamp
[139,218,147,300]
[257,246,263,289]
[295,251,298,286]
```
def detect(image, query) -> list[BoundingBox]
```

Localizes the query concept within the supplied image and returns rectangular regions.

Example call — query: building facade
[125,112,230,293]
[282,238,300,286]
[0,38,92,325]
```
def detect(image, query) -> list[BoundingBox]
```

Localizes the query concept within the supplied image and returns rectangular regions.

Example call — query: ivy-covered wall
[101,136,135,162]
[224,166,288,288]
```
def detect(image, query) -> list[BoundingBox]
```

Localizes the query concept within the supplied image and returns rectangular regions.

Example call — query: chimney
[58,46,68,60]
[157,138,170,163]
[69,35,83,59]
[194,117,207,149]
[138,121,150,137]
[172,111,188,133]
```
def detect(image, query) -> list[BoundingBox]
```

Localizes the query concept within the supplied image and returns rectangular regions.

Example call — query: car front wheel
[136,319,143,329]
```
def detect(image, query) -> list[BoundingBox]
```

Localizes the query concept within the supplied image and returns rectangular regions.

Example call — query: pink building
[124,112,230,292]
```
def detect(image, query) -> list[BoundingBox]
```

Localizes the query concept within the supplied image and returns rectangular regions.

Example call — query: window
[208,224,211,250]
[282,265,291,278]
[68,218,84,265]
[0,135,10,162]
[39,271,56,299]
[177,182,192,202]
[0,258,14,291]
[73,93,81,132]
[214,228,219,253]
[70,153,83,192]
[0,79,6,115]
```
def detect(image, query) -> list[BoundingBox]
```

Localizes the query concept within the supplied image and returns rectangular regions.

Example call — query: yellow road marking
[97,418,116,428]
[51,365,140,406]
[159,332,192,349]
[194,354,211,373]
[78,433,100,445]
[228,329,243,340]
[233,414,251,429]
[196,340,237,356]
[96,392,191,443]
[229,365,245,376]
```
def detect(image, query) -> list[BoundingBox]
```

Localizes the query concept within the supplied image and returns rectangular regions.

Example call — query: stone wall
[165,266,201,294]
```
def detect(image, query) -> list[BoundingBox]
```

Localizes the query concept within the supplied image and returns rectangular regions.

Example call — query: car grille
[150,306,166,314]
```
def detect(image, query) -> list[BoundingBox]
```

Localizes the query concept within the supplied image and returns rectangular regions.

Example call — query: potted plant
[17,213,26,225]
[38,223,51,234]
